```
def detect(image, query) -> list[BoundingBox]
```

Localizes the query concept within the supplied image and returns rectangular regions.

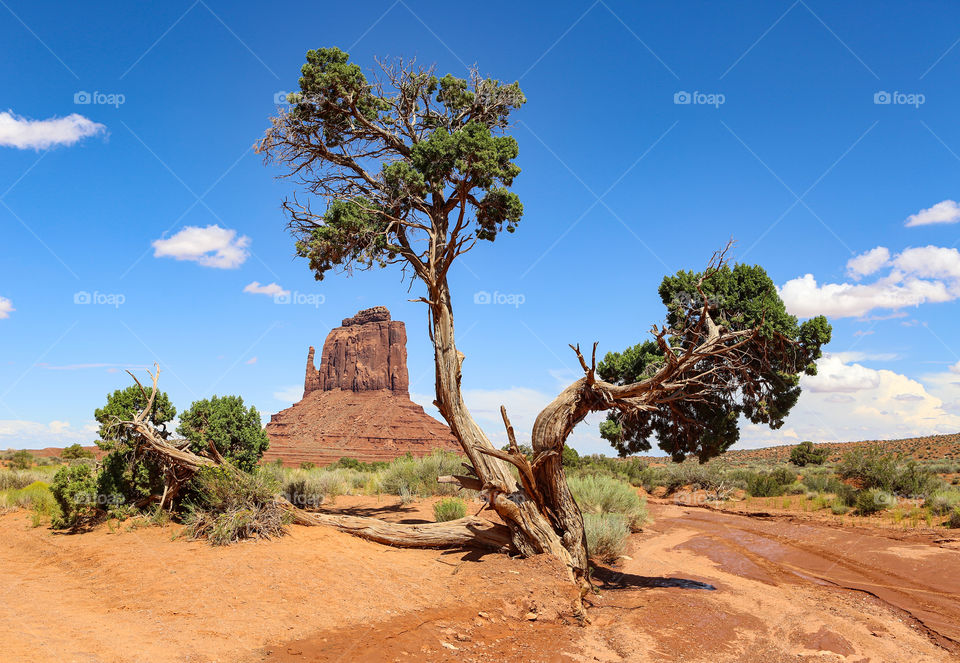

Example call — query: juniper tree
[257,47,831,587]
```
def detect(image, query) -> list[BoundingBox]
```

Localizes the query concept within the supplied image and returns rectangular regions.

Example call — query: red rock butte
[262,306,461,467]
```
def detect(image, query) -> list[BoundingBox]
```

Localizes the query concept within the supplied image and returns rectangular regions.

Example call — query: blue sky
[2,0,960,453]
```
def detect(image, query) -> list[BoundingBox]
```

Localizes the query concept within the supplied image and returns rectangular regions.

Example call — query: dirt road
[659,505,960,646]
[1,498,957,662]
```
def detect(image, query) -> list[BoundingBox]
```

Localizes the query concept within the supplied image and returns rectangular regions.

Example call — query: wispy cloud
[37,362,147,371]
[0,296,13,319]
[243,281,288,297]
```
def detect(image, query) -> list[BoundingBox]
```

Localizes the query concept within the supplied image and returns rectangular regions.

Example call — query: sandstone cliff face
[263,306,459,467]
[306,305,409,395]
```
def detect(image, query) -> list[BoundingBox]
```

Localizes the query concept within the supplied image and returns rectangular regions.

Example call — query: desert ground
[1,493,957,663]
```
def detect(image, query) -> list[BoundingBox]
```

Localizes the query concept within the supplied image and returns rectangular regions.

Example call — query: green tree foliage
[61,443,95,460]
[177,396,269,472]
[789,441,827,466]
[259,47,527,282]
[598,263,831,462]
[838,445,936,496]
[9,449,33,470]
[94,385,176,505]
[50,463,98,529]
[562,445,581,469]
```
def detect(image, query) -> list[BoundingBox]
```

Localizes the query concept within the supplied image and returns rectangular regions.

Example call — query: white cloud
[152,225,250,269]
[0,419,97,448]
[0,296,13,319]
[273,385,303,406]
[804,354,881,392]
[951,361,960,375]
[0,111,105,150]
[779,245,960,318]
[243,281,289,297]
[846,246,890,279]
[739,354,960,448]
[893,246,960,279]
[905,199,960,227]
[411,386,610,455]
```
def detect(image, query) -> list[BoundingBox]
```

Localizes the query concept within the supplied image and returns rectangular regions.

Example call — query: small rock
[477,611,490,619]
[455,633,471,642]
[525,612,538,621]
[440,642,459,650]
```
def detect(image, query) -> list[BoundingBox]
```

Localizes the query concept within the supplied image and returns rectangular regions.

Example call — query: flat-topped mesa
[303,306,409,397]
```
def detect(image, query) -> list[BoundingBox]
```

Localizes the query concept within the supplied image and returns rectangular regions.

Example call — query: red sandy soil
[1,496,958,662]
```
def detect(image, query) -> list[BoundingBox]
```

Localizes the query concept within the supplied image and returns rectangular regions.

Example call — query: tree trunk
[530,378,595,576]
[427,280,588,586]
[281,499,512,550]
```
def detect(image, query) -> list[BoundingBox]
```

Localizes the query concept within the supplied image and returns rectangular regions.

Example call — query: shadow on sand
[591,565,716,590]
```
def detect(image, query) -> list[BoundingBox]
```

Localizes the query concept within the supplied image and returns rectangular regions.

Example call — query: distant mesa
[262,306,460,467]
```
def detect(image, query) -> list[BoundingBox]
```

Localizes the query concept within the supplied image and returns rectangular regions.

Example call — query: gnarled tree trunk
[428,280,587,587]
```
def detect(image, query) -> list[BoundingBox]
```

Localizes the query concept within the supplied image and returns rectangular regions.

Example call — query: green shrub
[577,455,648,485]
[643,462,723,494]
[790,441,827,467]
[299,462,316,470]
[51,464,98,529]
[835,482,857,506]
[94,384,177,508]
[433,497,467,522]
[927,490,960,516]
[561,445,581,468]
[61,444,94,460]
[948,507,960,529]
[282,476,323,510]
[830,501,850,515]
[770,466,796,486]
[747,473,783,497]
[568,474,647,530]
[784,481,807,495]
[799,468,844,494]
[378,451,462,497]
[329,457,389,472]
[184,466,290,545]
[894,460,938,498]
[9,450,33,470]
[839,446,936,497]
[0,469,48,491]
[855,488,893,515]
[178,395,269,472]
[583,512,629,563]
